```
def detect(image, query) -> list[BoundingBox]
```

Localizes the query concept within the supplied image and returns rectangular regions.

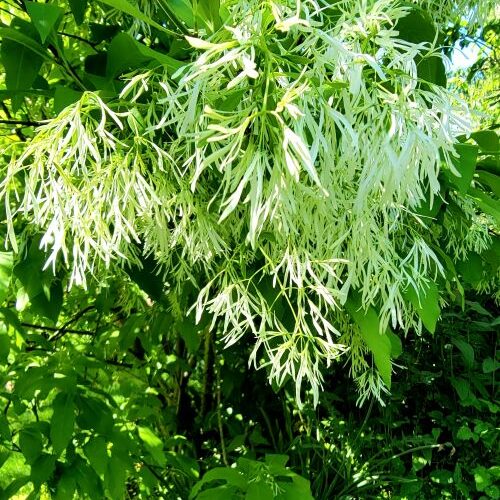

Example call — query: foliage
[0,0,498,499]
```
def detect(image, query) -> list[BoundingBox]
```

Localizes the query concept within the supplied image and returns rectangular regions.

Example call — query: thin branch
[58,31,100,51]
[50,305,96,341]
[21,322,94,336]
[0,119,48,127]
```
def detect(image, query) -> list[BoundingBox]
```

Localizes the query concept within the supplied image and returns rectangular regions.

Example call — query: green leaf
[0,26,50,60]
[106,32,182,77]
[137,426,166,466]
[457,252,484,287]
[19,427,43,465]
[30,453,56,488]
[468,187,500,226]
[477,171,500,198]
[0,37,43,110]
[55,469,77,500]
[50,393,75,455]
[178,320,201,353]
[417,55,446,87]
[345,294,392,388]
[76,395,114,435]
[105,454,128,500]
[474,466,492,492]
[53,87,83,115]
[0,333,9,364]
[430,469,453,485]
[278,476,315,500]
[0,414,10,441]
[482,358,499,374]
[450,377,475,403]
[25,2,64,44]
[471,130,499,154]
[84,436,109,477]
[74,458,104,498]
[164,0,195,28]
[452,339,474,368]
[387,330,403,358]
[98,0,179,36]
[246,482,274,500]
[190,468,246,499]
[1,477,30,500]
[195,0,221,32]
[403,282,440,334]
[0,252,13,304]
[456,424,475,441]
[68,0,89,25]
[446,144,479,194]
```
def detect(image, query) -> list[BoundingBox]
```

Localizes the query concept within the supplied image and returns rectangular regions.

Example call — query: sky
[451,42,481,70]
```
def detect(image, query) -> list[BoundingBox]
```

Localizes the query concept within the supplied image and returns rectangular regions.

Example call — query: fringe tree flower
[2,0,495,406]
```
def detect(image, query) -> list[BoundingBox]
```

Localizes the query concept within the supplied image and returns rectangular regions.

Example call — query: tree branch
[21,322,94,336]
[0,119,47,127]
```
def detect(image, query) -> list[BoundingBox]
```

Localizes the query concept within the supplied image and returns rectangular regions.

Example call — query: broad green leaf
[471,130,499,153]
[477,171,500,198]
[105,454,128,500]
[474,466,492,492]
[1,477,30,500]
[0,26,50,60]
[452,339,474,368]
[194,485,240,500]
[98,0,179,36]
[166,0,195,27]
[68,0,89,25]
[345,294,392,388]
[417,55,446,87]
[0,38,43,110]
[396,8,436,44]
[0,333,9,364]
[278,476,315,500]
[430,470,453,484]
[76,395,114,435]
[55,470,77,500]
[53,87,83,115]
[50,393,75,455]
[0,414,10,441]
[195,0,222,32]
[190,468,246,499]
[106,32,182,77]
[482,358,499,374]
[415,188,443,218]
[0,252,12,305]
[74,458,104,498]
[468,187,500,225]
[450,377,475,403]
[84,436,109,477]
[446,144,479,194]
[246,482,274,500]
[457,252,484,287]
[25,2,64,44]
[30,453,56,488]
[137,426,166,466]
[387,330,403,358]
[456,424,475,441]
[19,427,43,465]
[178,320,201,353]
[403,282,440,334]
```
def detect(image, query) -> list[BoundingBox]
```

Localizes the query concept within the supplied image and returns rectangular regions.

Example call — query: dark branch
[0,119,47,127]
[21,322,94,336]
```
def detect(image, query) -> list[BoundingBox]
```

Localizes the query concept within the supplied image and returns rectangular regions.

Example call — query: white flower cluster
[2,0,490,405]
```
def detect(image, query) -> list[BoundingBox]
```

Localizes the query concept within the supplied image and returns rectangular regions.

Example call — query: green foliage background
[0,0,498,499]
